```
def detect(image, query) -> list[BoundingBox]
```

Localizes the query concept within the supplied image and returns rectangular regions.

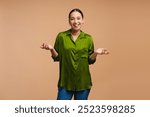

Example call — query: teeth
[74,23,80,27]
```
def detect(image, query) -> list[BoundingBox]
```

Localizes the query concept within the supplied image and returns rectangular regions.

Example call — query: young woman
[41,8,109,100]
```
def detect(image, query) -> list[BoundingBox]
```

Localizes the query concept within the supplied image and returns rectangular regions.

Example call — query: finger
[102,49,106,54]
[44,44,48,49]
[104,51,109,55]
[40,44,44,49]
[41,43,46,49]
[103,48,107,51]
[45,44,48,49]
[43,43,46,47]
[102,48,109,53]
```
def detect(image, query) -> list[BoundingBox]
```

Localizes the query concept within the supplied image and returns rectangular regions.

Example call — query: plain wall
[0,0,150,100]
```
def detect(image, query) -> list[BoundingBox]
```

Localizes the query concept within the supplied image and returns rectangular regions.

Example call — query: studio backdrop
[0,0,150,99]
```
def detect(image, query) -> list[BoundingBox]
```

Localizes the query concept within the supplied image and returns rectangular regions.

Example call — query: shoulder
[84,32,92,37]
[82,31,92,38]
[55,30,70,43]
[55,31,66,41]
[83,32,94,42]
[57,30,70,36]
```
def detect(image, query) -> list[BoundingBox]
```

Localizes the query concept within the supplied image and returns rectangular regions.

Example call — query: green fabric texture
[52,29,96,91]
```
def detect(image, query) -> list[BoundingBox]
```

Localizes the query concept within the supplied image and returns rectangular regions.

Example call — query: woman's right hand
[40,43,53,50]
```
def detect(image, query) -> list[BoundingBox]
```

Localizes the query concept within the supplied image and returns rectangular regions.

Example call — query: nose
[74,19,78,24]
[74,20,77,24]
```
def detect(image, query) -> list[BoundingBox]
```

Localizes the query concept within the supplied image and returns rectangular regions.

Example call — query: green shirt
[52,29,96,91]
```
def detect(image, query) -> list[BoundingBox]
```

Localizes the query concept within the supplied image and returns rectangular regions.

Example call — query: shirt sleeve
[88,37,96,64]
[52,33,60,62]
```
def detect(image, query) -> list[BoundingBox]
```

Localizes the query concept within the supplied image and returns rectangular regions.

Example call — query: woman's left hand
[95,48,109,55]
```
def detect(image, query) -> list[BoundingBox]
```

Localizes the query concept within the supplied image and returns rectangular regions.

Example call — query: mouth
[73,23,80,28]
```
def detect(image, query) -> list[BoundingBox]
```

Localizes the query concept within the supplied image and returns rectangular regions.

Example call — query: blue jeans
[57,87,90,100]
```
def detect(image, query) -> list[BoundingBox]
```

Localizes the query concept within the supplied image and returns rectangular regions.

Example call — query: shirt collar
[66,29,85,39]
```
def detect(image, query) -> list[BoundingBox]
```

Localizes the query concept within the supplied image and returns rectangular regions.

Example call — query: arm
[40,43,58,57]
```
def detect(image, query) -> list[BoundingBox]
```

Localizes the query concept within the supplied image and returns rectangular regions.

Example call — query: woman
[41,8,109,100]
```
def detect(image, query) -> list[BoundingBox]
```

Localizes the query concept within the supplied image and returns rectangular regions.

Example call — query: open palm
[95,48,109,55]
[40,43,53,50]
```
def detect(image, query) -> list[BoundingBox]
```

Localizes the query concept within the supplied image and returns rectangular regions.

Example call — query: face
[69,11,84,32]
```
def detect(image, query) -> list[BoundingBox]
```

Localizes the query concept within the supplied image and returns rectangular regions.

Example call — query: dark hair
[68,8,84,19]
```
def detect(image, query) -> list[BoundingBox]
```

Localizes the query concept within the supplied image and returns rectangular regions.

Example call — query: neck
[71,29,80,36]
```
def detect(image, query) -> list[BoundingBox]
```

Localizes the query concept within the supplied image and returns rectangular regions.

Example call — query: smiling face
[69,11,84,32]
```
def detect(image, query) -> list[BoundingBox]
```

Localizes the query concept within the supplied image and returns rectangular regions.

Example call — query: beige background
[0,0,150,100]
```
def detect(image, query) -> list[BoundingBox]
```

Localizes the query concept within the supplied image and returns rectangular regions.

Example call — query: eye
[77,17,81,20]
[70,17,75,20]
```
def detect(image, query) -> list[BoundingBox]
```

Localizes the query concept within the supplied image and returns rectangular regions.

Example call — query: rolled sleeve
[88,37,96,64]
[88,57,96,64]
[52,33,61,62]
[52,55,59,61]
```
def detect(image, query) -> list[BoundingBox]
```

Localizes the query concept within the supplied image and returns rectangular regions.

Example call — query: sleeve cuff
[88,58,96,64]
[52,56,59,62]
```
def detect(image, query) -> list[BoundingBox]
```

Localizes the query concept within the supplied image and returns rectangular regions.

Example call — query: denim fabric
[57,87,90,100]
